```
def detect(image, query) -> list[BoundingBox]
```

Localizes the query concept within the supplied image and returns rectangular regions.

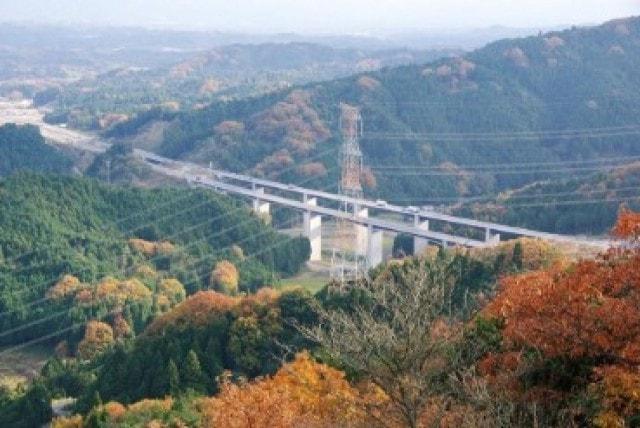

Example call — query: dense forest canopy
[454,162,640,234]
[0,123,72,177]
[3,13,640,428]
[0,174,310,349]
[2,237,559,427]
[16,223,640,427]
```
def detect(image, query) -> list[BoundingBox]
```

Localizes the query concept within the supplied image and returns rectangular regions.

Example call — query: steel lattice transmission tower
[331,104,365,285]
[339,104,364,199]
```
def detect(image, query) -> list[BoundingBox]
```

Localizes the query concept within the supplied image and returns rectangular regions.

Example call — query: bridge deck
[136,149,609,249]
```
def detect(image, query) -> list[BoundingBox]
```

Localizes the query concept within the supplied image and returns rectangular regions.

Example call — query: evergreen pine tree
[23,381,53,427]
[203,337,223,380]
[182,349,206,392]
[512,242,524,271]
[148,351,169,398]
[167,359,180,395]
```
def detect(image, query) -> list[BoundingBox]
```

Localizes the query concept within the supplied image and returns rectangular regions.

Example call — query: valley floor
[0,99,108,153]
[0,345,51,386]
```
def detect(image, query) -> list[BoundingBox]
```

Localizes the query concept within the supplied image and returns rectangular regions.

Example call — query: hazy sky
[1,0,639,33]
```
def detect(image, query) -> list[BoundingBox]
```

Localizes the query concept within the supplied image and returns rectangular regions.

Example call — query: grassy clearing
[278,269,329,295]
[0,345,52,387]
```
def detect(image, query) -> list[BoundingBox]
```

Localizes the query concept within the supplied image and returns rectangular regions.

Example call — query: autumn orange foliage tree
[46,275,85,300]
[484,255,640,365]
[591,366,640,427]
[479,210,640,425]
[128,238,175,257]
[612,207,640,240]
[158,278,186,305]
[77,321,114,360]
[95,277,152,305]
[201,352,363,428]
[145,291,239,335]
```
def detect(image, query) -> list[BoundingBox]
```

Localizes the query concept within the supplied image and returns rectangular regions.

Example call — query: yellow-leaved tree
[210,260,239,295]
[77,321,114,360]
[46,275,84,300]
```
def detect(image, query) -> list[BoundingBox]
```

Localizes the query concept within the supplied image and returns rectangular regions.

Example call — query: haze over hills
[0,24,470,130]
[33,42,460,129]
[3,4,640,426]
[103,16,640,235]
[0,22,532,82]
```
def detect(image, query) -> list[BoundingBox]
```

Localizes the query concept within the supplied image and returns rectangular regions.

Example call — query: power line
[0,156,340,317]
[357,94,640,107]
[372,164,630,177]
[3,196,219,278]
[0,309,121,358]
[0,185,210,270]
[359,123,640,143]
[367,124,640,137]
[0,147,341,314]
[0,209,281,338]
[1,145,338,270]
[363,129,640,142]
[369,155,640,171]
[0,162,339,320]
[0,204,257,319]
[480,195,640,209]
[384,186,640,204]
[0,171,343,353]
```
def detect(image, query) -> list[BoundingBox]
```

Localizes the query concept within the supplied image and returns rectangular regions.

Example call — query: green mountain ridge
[0,174,310,347]
[453,161,640,235]
[107,16,640,235]
[0,123,72,177]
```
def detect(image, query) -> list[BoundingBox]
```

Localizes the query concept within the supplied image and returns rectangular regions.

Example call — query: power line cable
[371,164,631,177]
[0,147,341,313]
[383,186,640,204]
[0,173,343,352]
[369,155,640,171]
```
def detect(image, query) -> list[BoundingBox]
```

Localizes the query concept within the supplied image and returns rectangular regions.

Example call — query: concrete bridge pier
[485,228,501,245]
[413,216,431,255]
[366,224,384,268]
[355,206,369,257]
[251,187,270,216]
[303,197,322,262]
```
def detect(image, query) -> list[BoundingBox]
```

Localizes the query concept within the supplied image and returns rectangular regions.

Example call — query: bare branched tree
[299,259,466,428]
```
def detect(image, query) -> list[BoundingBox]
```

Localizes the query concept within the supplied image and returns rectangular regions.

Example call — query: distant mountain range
[0,23,547,82]
[28,41,459,130]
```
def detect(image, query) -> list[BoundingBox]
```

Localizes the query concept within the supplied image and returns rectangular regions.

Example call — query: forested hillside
[0,123,72,176]
[0,174,309,350]
[37,43,457,131]
[5,238,561,427]
[42,218,640,427]
[4,216,636,427]
[453,162,640,234]
[110,16,640,225]
[85,143,156,185]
